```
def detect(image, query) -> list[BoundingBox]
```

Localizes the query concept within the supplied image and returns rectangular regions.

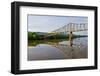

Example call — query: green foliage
[28,32,87,46]
[28,32,33,40]
[28,32,44,41]
[47,34,69,40]
[28,32,87,41]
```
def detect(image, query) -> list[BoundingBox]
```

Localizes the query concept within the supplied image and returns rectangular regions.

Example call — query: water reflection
[28,37,88,61]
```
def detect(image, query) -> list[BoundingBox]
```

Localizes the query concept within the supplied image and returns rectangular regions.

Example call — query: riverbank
[28,36,87,46]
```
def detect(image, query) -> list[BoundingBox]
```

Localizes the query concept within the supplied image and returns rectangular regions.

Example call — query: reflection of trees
[28,31,87,58]
[28,32,83,41]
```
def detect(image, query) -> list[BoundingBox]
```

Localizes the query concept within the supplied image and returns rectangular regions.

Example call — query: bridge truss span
[51,23,88,34]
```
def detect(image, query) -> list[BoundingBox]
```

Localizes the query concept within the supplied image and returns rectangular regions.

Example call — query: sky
[28,15,88,35]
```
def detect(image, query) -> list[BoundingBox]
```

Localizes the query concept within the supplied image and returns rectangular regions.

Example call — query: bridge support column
[69,31,73,47]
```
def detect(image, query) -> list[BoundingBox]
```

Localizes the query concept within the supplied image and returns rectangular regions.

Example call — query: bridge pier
[69,31,73,47]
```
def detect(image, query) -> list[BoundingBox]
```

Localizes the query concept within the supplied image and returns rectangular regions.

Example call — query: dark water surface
[28,37,88,61]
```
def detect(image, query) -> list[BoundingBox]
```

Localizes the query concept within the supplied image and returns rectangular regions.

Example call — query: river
[28,37,88,61]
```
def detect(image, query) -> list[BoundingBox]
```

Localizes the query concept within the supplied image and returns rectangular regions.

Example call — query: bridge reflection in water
[28,22,88,60]
[28,37,88,61]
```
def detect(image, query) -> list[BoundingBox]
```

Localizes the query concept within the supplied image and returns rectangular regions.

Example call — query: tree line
[28,32,87,41]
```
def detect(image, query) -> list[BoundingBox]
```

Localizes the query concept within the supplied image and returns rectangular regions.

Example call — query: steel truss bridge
[45,23,88,46]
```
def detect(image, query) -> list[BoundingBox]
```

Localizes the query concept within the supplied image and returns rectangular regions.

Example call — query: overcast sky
[28,15,88,35]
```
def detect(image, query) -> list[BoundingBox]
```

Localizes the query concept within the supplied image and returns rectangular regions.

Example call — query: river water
[28,37,88,61]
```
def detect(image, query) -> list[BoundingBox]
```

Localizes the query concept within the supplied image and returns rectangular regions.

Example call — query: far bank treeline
[28,32,87,41]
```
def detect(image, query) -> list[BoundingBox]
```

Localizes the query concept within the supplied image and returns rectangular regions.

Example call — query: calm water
[28,37,88,61]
